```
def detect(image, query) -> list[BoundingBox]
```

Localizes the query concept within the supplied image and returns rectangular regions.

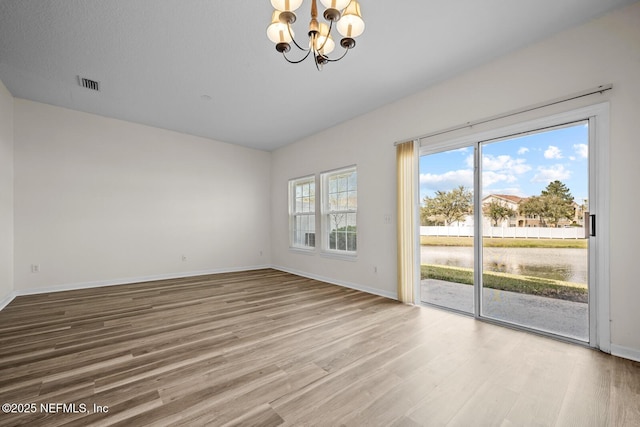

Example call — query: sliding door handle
[585,212,596,237]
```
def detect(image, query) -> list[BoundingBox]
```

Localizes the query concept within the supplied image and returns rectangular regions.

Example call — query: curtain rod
[394,84,612,145]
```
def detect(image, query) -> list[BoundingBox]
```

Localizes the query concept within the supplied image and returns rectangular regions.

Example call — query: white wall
[271,3,640,353]
[0,79,14,304]
[271,120,398,298]
[13,100,271,291]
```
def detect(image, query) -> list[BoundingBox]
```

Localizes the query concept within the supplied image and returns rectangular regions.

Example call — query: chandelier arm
[314,52,324,71]
[315,19,333,53]
[283,48,313,64]
[318,45,350,63]
[287,23,309,52]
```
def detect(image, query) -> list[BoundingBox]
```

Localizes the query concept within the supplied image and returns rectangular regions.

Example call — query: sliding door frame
[417,102,610,351]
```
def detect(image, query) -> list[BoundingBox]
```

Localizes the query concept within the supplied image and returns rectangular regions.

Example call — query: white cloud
[465,154,474,168]
[483,186,525,197]
[459,154,532,189]
[482,171,517,187]
[573,143,588,159]
[420,169,473,190]
[544,146,563,159]
[517,147,529,155]
[532,164,571,183]
[482,154,531,174]
[422,154,530,196]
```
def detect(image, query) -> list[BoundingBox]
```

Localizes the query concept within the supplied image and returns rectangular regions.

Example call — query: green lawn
[421,264,587,303]
[420,236,587,249]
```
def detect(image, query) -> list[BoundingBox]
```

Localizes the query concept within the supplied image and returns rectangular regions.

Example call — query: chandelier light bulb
[319,0,351,11]
[336,0,365,38]
[270,0,303,12]
[319,0,351,20]
[315,23,335,55]
[267,11,294,44]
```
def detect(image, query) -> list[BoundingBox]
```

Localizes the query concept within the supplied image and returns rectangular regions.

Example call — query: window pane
[348,171,357,190]
[290,177,316,248]
[347,190,357,209]
[480,123,589,340]
[293,216,302,246]
[419,148,474,314]
[322,167,356,253]
[337,191,346,210]
[347,231,356,251]
[338,175,347,192]
[293,214,315,247]
[329,178,337,194]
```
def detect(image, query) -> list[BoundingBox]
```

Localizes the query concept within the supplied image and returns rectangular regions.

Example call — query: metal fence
[421,226,586,239]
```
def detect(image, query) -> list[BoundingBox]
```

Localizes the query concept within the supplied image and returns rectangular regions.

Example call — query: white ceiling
[0,0,635,151]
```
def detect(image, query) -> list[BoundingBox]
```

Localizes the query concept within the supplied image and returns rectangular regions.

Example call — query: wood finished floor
[0,269,639,426]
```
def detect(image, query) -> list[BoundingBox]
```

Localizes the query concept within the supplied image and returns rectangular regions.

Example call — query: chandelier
[267,0,365,70]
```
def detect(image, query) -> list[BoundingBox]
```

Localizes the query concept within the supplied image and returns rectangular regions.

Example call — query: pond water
[421,246,588,283]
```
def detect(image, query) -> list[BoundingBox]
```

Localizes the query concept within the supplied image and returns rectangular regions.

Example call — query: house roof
[483,194,526,204]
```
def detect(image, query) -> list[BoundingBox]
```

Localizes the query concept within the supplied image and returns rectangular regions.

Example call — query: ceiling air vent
[78,76,100,92]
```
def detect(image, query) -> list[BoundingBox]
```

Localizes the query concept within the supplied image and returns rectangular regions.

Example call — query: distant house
[482,194,523,228]
[482,194,586,228]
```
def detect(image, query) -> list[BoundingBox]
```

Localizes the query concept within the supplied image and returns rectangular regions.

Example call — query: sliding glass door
[479,122,589,341]
[419,147,475,314]
[419,118,594,343]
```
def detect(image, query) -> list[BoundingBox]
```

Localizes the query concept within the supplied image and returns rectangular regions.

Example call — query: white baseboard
[610,344,640,363]
[0,291,17,311]
[272,265,398,301]
[2,264,397,310]
[11,264,271,298]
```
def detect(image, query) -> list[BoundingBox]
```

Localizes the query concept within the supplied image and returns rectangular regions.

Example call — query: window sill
[289,247,316,256]
[320,251,358,262]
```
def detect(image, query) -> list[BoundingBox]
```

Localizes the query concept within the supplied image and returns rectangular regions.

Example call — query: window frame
[320,165,358,257]
[288,175,317,251]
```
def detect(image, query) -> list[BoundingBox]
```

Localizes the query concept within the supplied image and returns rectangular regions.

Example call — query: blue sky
[419,122,589,204]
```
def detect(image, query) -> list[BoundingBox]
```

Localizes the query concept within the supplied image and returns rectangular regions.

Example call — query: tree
[540,180,575,227]
[519,196,544,227]
[541,180,574,202]
[519,181,575,227]
[421,186,473,226]
[483,200,516,226]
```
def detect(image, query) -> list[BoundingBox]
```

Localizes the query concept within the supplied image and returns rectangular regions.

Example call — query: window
[289,176,316,249]
[322,166,357,254]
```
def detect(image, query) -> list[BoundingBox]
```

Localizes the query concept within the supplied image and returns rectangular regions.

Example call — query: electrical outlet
[31,264,40,273]
[383,214,392,224]
[181,255,187,262]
